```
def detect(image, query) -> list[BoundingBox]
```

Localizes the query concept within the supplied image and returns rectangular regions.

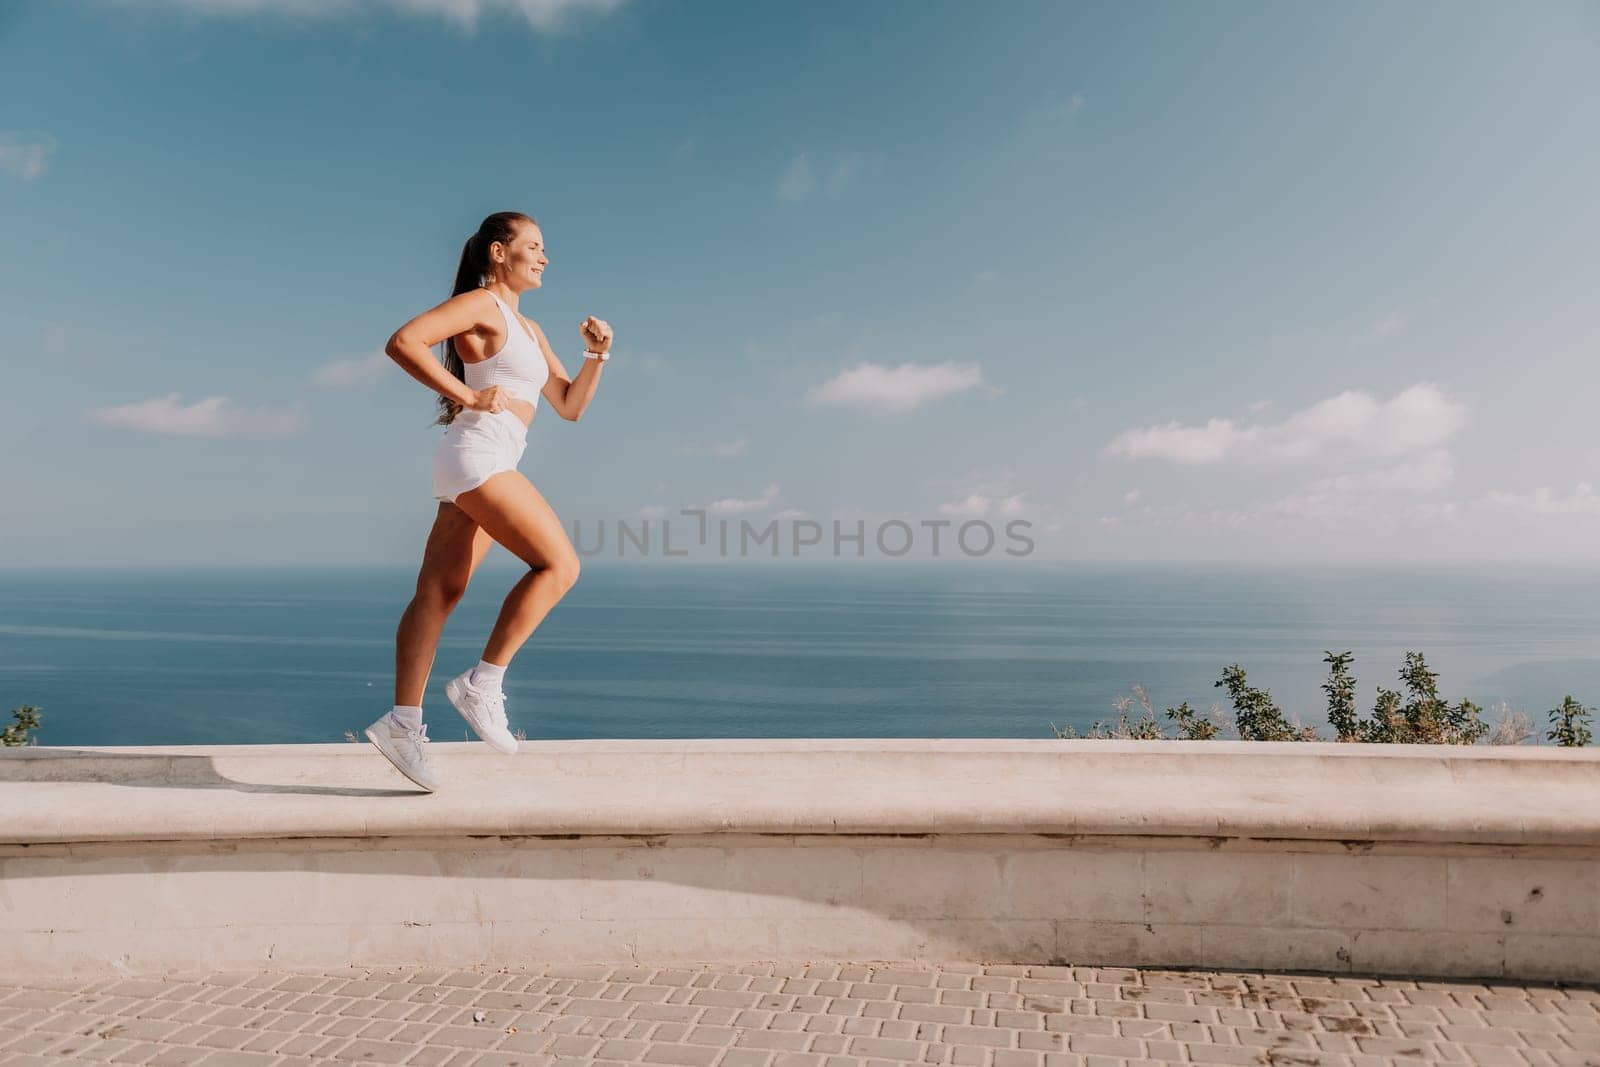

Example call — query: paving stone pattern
[0,961,1597,1066]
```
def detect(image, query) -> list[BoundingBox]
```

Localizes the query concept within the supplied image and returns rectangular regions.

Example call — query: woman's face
[494,222,548,290]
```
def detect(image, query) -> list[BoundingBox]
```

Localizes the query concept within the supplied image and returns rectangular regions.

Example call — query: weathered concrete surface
[3,739,1598,845]
[3,741,1597,983]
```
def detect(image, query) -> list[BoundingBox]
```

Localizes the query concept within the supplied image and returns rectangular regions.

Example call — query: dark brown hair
[435,211,537,427]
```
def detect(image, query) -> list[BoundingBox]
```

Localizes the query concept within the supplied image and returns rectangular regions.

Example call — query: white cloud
[130,0,627,31]
[777,154,816,202]
[310,352,389,387]
[1272,451,1456,519]
[938,492,1027,518]
[804,361,987,414]
[1475,482,1600,517]
[1123,489,1142,505]
[939,494,992,518]
[1098,503,1252,532]
[708,483,780,514]
[926,468,1024,518]
[1374,311,1407,337]
[825,152,869,195]
[1354,310,1408,345]
[0,134,56,181]
[1309,451,1456,495]
[773,508,809,520]
[778,150,879,201]
[1105,383,1467,466]
[89,394,308,437]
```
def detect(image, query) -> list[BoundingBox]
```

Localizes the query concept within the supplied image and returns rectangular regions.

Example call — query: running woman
[363,211,612,791]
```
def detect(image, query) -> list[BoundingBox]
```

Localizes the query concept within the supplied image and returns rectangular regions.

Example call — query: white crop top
[461,289,549,410]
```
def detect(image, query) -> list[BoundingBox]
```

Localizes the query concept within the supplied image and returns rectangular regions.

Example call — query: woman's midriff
[506,398,535,427]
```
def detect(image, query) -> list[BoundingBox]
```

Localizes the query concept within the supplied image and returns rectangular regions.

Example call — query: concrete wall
[2,740,1597,982]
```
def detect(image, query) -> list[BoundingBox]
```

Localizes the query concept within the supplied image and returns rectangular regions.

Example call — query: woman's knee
[416,575,470,611]
[542,555,580,592]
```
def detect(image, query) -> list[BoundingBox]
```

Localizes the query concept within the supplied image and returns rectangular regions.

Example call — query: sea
[1,562,1597,747]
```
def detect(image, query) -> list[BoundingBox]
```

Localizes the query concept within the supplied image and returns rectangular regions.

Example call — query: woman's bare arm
[385,290,496,408]
[532,317,603,421]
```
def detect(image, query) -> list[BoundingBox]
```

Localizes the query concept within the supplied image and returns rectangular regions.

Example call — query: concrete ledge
[4,740,1598,982]
[4,739,1598,846]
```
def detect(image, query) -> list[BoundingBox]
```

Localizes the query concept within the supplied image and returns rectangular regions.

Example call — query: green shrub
[1052,684,1226,740]
[1347,652,1487,745]
[1,705,42,747]
[1547,696,1594,747]
[1321,652,1360,741]
[1054,653,1586,747]
[1215,664,1314,741]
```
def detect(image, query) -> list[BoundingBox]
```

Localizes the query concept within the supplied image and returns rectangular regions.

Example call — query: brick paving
[0,961,1596,1066]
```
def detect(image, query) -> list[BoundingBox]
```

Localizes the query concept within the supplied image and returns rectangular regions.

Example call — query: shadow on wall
[0,747,414,798]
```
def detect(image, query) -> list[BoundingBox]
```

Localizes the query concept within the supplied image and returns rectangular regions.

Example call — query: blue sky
[2,0,1598,566]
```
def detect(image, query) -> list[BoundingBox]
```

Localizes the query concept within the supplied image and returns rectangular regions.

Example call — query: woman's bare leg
[450,470,581,666]
[394,502,496,706]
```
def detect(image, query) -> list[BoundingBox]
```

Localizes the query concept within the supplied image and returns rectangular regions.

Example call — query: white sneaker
[445,669,519,754]
[364,713,440,792]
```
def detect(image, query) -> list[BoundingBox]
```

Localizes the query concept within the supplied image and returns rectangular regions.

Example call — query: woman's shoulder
[443,286,503,329]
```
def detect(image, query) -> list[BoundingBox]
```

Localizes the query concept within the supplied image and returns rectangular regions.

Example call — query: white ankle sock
[390,705,423,730]
[469,659,507,689]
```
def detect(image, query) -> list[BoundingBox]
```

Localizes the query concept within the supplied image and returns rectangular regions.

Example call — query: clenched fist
[581,316,613,355]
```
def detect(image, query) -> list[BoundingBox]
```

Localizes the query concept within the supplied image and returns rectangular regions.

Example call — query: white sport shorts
[432,409,528,504]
